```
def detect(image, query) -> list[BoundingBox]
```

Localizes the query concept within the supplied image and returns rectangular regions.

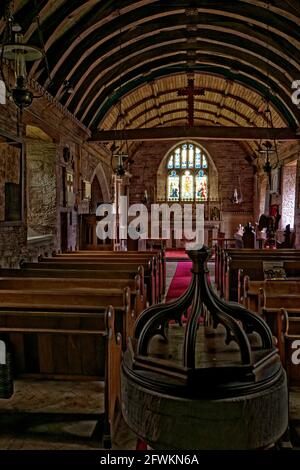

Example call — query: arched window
[167,142,208,202]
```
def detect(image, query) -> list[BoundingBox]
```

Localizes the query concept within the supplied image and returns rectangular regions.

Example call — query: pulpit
[121,247,288,450]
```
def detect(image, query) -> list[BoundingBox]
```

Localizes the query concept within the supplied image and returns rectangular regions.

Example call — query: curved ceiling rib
[75,47,294,126]
[133,109,243,128]
[144,113,240,128]
[102,75,285,134]
[31,6,297,123]
[61,31,296,113]
[109,87,271,126]
[118,99,264,128]
[1,0,300,133]
[60,27,297,112]
[39,12,300,92]
[85,63,295,130]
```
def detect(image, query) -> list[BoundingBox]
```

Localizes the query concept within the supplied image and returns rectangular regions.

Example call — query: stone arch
[157,140,219,201]
[90,162,110,205]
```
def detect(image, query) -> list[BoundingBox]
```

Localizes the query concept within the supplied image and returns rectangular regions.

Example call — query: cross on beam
[177,77,205,127]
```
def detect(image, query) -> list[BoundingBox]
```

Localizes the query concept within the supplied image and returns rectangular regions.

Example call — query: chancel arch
[90,162,110,208]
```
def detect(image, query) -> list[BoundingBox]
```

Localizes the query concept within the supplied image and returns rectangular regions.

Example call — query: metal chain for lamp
[258,102,280,188]
[257,1,280,182]
[110,13,131,179]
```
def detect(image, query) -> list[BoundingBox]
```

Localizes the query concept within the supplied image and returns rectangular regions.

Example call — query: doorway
[60,212,68,253]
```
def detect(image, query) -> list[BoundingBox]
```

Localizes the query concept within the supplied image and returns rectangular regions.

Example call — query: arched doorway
[80,162,111,250]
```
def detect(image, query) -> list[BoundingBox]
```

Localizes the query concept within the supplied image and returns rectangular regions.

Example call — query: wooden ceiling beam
[71,37,295,123]
[90,127,300,142]
[110,86,270,125]
[117,97,251,129]
[133,109,239,129]
[32,4,300,88]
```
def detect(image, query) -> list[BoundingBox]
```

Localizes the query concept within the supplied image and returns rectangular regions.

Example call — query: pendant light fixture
[0,0,49,110]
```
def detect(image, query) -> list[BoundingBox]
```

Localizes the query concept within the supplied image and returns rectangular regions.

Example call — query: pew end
[0,304,122,448]
[104,306,122,448]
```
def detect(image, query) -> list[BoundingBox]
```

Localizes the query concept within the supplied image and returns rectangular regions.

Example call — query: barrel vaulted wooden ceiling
[1,0,300,143]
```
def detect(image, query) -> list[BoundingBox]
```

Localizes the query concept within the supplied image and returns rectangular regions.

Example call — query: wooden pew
[21,260,157,305]
[256,307,300,388]
[48,254,162,304]
[0,267,146,304]
[46,252,165,303]
[223,249,300,301]
[259,291,300,315]
[243,277,300,312]
[271,308,300,387]
[214,241,235,291]
[0,275,145,314]
[0,287,134,349]
[57,250,166,297]
[0,305,121,448]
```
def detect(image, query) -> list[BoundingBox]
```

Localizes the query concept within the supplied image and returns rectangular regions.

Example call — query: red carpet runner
[165,249,190,260]
[166,261,192,302]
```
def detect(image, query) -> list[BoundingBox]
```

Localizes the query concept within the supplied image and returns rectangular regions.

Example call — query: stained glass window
[168,170,180,201]
[195,148,201,168]
[182,170,194,201]
[168,155,174,169]
[167,142,209,201]
[182,145,187,169]
[195,171,208,201]
[174,148,180,168]
[188,144,194,168]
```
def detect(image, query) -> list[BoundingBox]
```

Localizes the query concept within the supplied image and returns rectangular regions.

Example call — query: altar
[80,199,222,251]
[136,220,221,250]
[149,199,222,249]
[164,220,221,249]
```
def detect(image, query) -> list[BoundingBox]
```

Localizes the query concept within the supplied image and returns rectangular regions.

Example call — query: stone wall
[26,140,57,236]
[130,140,254,209]
[0,99,27,266]
[0,224,26,268]
[129,140,255,237]
[255,142,300,247]
[0,92,111,263]
[294,159,300,248]
[0,142,21,222]
[281,163,297,230]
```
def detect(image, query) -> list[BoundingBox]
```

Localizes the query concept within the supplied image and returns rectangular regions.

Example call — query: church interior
[0,0,300,452]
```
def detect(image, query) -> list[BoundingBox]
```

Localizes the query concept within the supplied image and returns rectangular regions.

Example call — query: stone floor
[0,260,298,450]
[0,378,138,450]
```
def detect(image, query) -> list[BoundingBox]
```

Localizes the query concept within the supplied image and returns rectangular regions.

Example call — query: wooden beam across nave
[90,126,300,142]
